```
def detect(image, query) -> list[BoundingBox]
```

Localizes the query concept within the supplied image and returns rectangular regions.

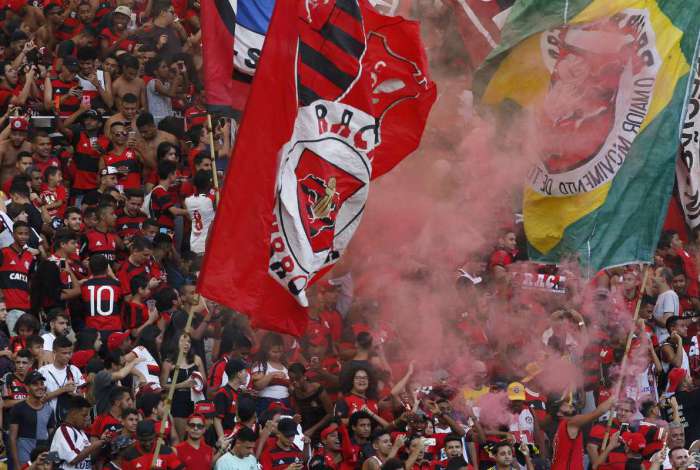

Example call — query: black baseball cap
[62,56,80,72]
[136,420,156,440]
[25,371,45,384]
[82,109,101,120]
[277,417,298,438]
[225,358,248,377]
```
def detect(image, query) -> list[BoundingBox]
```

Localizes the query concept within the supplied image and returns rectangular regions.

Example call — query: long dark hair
[164,333,195,364]
[136,324,161,363]
[252,332,285,374]
[340,363,378,400]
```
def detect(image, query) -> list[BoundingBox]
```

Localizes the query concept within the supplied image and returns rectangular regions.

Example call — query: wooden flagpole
[206,114,221,205]
[150,308,197,467]
[601,264,650,449]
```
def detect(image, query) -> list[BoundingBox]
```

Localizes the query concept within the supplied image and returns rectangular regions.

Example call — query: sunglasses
[188,423,205,429]
[113,131,129,137]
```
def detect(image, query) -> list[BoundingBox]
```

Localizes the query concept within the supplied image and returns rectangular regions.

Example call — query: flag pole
[601,263,650,449]
[150,307,197,467]
[206,114,221,205]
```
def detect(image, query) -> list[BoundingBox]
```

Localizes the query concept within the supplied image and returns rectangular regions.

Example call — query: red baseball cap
[187,413,207,423]
[9,116,28,132]
[107,331,130,351]
[320,423,338,441]
[194,401,216,417]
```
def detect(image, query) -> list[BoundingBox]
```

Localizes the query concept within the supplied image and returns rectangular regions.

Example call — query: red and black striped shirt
[0,246,35,311]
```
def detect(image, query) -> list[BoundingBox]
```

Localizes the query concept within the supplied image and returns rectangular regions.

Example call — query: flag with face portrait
[475,0,700,273]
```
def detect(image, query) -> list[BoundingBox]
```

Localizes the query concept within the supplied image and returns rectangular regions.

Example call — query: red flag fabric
[198,0,436,336]
[201,0,238,116]
[445,0,513,69]
[200,0,275,118]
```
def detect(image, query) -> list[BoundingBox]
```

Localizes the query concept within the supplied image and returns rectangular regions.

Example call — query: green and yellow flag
[475,0,700,273]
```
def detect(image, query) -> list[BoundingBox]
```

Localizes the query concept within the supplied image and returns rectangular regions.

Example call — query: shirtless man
[104,92,139,132]
[135,112,177,173]
[0,116,32,185]
[35,2,67,52]
[112,54,145,109]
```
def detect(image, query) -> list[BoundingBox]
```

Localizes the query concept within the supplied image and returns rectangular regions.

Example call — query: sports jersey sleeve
[588,424,606,447]
[208,360,226,389]
[72,365,86,389]
[51,425,81,465]
[259,449,273,470]
[152,188,175,213]
[213,389,228,419]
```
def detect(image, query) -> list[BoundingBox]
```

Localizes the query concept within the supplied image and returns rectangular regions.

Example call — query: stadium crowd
[0,0,698,469]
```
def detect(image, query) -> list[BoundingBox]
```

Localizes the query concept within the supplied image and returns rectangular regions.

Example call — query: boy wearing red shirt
[39,167,68,219]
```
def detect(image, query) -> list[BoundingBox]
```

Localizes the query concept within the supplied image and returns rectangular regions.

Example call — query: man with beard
[0,116,32,185]
[550,396,615,470]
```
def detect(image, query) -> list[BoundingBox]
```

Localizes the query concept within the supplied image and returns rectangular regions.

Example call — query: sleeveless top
[551,419,584,470]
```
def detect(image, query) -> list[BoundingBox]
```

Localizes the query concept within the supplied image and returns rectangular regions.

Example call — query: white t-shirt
[41,332,56,352]
[39,363,85,411]
[215,453,258,470]
[251,362,289,399]
[653,290,679,343]
[185,193,216,254]
[131,345,161,387]
[50,424,92,470]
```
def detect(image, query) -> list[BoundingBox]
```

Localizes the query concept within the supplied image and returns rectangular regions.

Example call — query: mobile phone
[81,94,91,106]
[620,423,630,433]
[59,259,66,270]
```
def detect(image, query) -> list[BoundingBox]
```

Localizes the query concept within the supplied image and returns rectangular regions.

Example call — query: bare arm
[568,396,615,431]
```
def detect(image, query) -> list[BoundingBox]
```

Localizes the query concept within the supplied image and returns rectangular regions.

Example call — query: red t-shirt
[39,183,68,218]
[174,440,213,470]
[33,155,61,176]
[89,412,122,438]
[335,394,378,418]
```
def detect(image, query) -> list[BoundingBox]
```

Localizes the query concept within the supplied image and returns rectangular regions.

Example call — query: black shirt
[675,389,700,447]
[10,400,55,440]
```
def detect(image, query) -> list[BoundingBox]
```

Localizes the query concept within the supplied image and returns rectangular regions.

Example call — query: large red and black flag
[201,0,275,118]
[198,0,436,336]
